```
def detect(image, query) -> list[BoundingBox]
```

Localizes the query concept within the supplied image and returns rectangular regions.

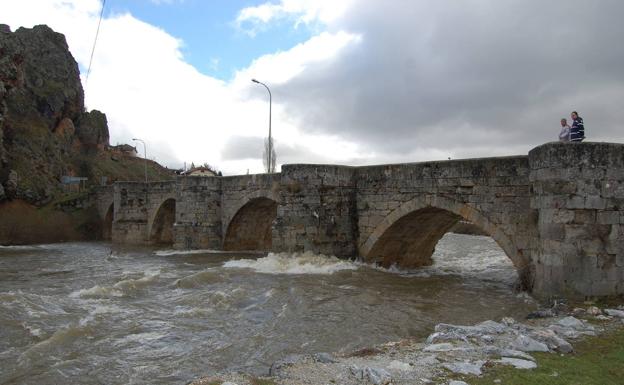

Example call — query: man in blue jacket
[570,111,585,142]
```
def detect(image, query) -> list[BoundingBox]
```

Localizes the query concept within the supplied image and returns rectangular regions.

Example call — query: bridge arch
[360,195,530,285]
[223,197,278,251]
[149,198,176,245]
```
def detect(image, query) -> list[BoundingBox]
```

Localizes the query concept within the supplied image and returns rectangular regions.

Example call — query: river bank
[191,305,624,385]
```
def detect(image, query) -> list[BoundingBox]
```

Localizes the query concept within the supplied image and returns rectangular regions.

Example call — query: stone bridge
[96,142,624,299]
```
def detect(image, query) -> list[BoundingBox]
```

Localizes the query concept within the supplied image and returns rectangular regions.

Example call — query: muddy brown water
[0,234,536,384]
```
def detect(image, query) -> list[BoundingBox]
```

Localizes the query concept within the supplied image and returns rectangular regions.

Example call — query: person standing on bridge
[570,111,585,142]
[558,118,571,142]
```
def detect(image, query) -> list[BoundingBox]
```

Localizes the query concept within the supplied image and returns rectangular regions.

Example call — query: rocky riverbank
[191,305,624,385]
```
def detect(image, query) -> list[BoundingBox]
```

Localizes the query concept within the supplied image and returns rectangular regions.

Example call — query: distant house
[110,144,138,156]
[184,166,217,177]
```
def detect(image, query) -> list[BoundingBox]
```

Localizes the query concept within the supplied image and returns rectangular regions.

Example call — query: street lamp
[132,138,147,183]
[252,78,272,173]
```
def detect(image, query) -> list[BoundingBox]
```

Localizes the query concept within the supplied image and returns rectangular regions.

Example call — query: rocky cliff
[0,24,174,244]
[0,24,172,206]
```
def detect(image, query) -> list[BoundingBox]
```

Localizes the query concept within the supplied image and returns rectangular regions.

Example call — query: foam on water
[154,249,223,256]
[0,245,40,250]
[70,284,124,299]
[223,252,359,275]
[70,270,160,298]
[175,269,224,288]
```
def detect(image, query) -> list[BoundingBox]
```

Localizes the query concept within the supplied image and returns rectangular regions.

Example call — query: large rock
[349,366,392,385]
[510,334,549,352]
[530,329,573,353]
[443,361,485,376]
[0,25,84,129]
[498,357,537,369]
[605,309,624,318]
[0,24,113,205]
[75,109,109,150]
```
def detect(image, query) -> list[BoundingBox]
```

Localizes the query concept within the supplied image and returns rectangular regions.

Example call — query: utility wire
[86,0,106,86]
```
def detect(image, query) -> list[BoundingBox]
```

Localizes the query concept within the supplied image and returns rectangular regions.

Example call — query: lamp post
[132,138,147,183]
[251,79,272,173]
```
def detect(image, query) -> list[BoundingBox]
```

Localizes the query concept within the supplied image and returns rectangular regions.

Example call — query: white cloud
[4,0,622,176]
[232,31,360,86]
[0,0,363,174]
[235,0,354,36]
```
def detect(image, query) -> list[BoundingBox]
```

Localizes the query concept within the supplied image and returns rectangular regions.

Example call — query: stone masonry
[98,142,624,299]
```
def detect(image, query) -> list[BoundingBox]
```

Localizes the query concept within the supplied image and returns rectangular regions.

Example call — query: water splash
[223,252,359,275]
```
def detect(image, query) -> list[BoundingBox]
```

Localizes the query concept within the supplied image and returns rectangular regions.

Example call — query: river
[0,233,536,384]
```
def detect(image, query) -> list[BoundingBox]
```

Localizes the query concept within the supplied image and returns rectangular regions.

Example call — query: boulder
[557,316,586,330]
[269,355,302,377]
[423,343,456,352]
[443,361,485,376]
[530,329,573,353]
[313,352,338,364]
[483,347,535,361]
[428,321,508,343]
[605,309,624,318]
[526,309,555,319]
[510,334,549,352]
[498,357,537,369]
[349,366,392,385]
[587,306,602,316]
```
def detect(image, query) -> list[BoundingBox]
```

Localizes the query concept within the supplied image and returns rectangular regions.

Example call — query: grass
[457,326,624,385]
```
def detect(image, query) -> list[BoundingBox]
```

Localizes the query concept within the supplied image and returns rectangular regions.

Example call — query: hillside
[0,24,175,244]
[0,24,173,206]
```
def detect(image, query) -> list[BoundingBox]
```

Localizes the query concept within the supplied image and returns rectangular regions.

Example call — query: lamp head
[251,79,259,83]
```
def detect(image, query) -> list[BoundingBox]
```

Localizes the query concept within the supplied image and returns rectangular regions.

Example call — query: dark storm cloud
[268,0,624,159]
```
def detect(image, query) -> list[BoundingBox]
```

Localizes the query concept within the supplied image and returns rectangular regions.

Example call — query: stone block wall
[354,156,536,286]
[529,142,624,297]
[103,142,624,299]
[112,182,149,244]
[221,173,280,236]
[272,164,358,258]
[173,176,222,249]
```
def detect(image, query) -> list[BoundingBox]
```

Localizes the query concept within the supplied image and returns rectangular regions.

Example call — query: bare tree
[262,137,277,173]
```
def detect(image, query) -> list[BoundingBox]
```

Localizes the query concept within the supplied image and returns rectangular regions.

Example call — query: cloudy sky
[2,0,623,174]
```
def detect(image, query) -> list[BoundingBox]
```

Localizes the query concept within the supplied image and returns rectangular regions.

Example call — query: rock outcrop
[0,24,169,206]
[0,24,110,204]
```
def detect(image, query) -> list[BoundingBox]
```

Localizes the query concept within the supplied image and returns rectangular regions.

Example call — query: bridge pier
[529,143,624,298]
[272,165,358,258]
[98,142,624,299]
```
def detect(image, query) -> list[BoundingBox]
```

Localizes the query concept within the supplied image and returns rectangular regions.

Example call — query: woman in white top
[558,118,571,142]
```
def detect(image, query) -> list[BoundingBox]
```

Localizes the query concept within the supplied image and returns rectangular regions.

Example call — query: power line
[86,0,106,86]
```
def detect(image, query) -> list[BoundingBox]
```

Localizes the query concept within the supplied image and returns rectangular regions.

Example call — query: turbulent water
[0,234,536,385]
